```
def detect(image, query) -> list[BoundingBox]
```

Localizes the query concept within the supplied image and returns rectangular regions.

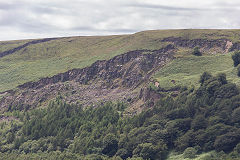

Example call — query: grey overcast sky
[0,0,239,40]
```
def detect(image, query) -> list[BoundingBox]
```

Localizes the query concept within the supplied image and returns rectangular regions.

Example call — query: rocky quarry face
[0,37,238,113]
[0,45,175,111]
[162,37,234,53]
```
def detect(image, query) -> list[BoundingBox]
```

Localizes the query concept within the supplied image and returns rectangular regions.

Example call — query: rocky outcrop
[1,36,236,112]
[162,37,232,53]
[0,45,175,110]
[18,45,175,90]
[139,88,162,106]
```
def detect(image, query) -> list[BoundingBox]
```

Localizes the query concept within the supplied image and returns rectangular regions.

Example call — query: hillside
[1,73,240,160]
[1,29,240,159]
[1,30,240,111]
[0,29,240,92]
[154,53,239,88]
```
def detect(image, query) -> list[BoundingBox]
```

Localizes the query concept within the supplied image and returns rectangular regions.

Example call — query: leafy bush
[216,73,227,85]
[191,115,207,131]
[214,130,240,152]
[192,47,202,56]
[199,72,212,85]
[175,130,195,151]
[115,148,129,159]
[234,143,240,154]
[133,143,160,160]
[183,147,197,159]
[102,134,118,157]
[214,83,239,98]
[238,65,240,77]
[232,107,240,123]
[232,51,240,67]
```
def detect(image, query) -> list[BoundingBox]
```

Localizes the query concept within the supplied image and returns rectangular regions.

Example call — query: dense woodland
[1,71,240,160]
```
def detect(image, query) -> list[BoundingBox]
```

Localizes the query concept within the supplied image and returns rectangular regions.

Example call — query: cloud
[129,3,200,11]
[0,0,239,40]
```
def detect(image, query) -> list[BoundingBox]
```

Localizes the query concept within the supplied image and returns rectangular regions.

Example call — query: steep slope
[0,29,240,92]
[1,30,240,159]
[2,73,240,160]
[154,53,238,89]
[1,29,240,112]
[0,45,175,111]
[0,32,240,111]
[0,38,57,58]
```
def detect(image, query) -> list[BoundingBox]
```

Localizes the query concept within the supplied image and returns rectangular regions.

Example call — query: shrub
[214,131,240,152]
[238,65,240,77]
[175,130,195,151]
[234,143,240,154]
[191,115,207,131]
[166,108,189,120]
[183,147,197,159]
[115,148,129,159]
[192,47,202,56]
[132,143,159,160]
[232,107,240,123]
[216,73,227,85]
[127,157,143,160]
[102,134,118,157]
[199,72,212,85]
[6,132,15,144]
[214,83,239,98]
[232,51,240,67]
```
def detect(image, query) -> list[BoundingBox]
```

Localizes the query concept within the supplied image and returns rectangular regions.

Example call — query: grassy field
[167,151,220,160]
[154,53,240,89]
[1,29,240,92]
[0,39,30,53]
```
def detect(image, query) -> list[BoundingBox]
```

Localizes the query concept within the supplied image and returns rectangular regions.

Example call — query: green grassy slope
[0,29,240,92]
[0,39,30,53]
[154,53,240,89]
[167,151,222,160]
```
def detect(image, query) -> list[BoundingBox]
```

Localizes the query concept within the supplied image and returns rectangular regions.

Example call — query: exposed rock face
[139,88,162,106]
[162,37,233,53]
[18,45,175,90]
[0,37,237,112]
[0,45,175,110]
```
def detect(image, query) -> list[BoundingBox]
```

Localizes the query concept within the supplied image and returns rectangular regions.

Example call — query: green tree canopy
[232,51,240,67]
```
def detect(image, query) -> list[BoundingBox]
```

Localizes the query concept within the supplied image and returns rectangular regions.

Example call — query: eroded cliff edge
[0,37,237,113]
